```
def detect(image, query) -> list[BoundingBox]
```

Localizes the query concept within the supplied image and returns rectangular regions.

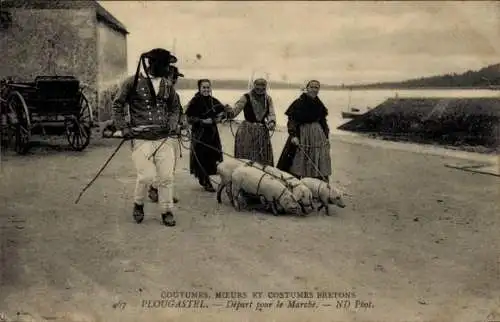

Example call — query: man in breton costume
[111,48,182,227]
[147,66,186,204]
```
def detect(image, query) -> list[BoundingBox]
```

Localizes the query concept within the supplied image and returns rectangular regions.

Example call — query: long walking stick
[74,138,128,204]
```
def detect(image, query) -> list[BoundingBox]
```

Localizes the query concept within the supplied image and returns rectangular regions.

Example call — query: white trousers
[150,138,181,192]
[132,139,176,212]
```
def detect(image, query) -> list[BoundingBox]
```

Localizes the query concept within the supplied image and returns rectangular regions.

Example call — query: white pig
[231,166,300,215]
[241,161,314,214]
[215,158,251,204]
[300,177,346,215]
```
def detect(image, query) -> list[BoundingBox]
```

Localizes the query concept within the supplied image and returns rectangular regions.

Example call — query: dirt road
[1,126,499,322]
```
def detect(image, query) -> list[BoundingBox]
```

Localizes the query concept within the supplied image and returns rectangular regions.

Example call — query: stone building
[0,0,128,121]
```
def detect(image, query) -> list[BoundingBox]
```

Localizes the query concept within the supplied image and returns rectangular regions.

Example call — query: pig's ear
[333,183,350,197]
[331,186,342,197]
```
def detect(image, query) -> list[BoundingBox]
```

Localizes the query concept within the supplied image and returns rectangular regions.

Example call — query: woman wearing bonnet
[276,80,332,182]
[185,79,227,192]
[225,78,277,166]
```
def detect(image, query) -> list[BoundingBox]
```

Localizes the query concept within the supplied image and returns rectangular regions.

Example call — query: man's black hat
[170,66,184,78]
[129,48,179,98]
[144,48,177,64]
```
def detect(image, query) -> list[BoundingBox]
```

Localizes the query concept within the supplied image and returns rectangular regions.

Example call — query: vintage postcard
[0,1,499,321]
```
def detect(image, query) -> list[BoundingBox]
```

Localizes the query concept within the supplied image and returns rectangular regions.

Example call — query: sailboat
[341,87,366,119]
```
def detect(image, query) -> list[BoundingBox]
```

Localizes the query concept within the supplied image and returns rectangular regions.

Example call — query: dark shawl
[276,93,329,173]
[185,93,224,176]
[285,93,329,136]
[185,93,225,123]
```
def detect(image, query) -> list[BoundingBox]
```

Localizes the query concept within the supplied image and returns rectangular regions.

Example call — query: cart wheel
[66,93,92,151]
[8,91,31,155]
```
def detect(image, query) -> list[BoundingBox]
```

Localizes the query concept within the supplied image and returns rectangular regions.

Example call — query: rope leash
[179,127,294,187]
[187,126,222,186]
[181,128,304,211]
[226,118,276,138]
[171,126,344,201]
[296,143,329,182]
[237,168,290,211]
[75,122,332,204]
[147,131,183,160]
[179,124,330,190]
[226,118,275,162]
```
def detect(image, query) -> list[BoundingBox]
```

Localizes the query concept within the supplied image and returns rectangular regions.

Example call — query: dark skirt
[276,136,298,173]
[234,121,274,166]
[277,122,331,178]
[189,124,223,178]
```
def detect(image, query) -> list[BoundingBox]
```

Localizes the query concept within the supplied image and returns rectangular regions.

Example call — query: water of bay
[176,88,499,134]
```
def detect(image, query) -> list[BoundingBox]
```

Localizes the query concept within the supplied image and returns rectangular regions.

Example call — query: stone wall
[0,8,98,119]
[96,20,127,121]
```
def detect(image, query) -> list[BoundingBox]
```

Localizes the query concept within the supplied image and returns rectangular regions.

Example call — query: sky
[98,1,500,85]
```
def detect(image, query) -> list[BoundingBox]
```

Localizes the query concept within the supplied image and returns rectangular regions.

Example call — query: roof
[0,0,128,34]
[95,2,128,35]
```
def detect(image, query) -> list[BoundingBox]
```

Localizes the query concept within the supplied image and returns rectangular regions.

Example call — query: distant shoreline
[321,86,500,91]
[175,78,499,91]
[174,62,499,91]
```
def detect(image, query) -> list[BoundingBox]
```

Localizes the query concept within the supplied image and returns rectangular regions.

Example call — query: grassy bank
[338,97,500,154]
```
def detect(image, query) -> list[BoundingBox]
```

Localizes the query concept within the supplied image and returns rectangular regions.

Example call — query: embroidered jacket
[112,75,182,140]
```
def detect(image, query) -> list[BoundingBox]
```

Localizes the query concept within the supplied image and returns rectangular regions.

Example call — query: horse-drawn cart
[0,76,93,154]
